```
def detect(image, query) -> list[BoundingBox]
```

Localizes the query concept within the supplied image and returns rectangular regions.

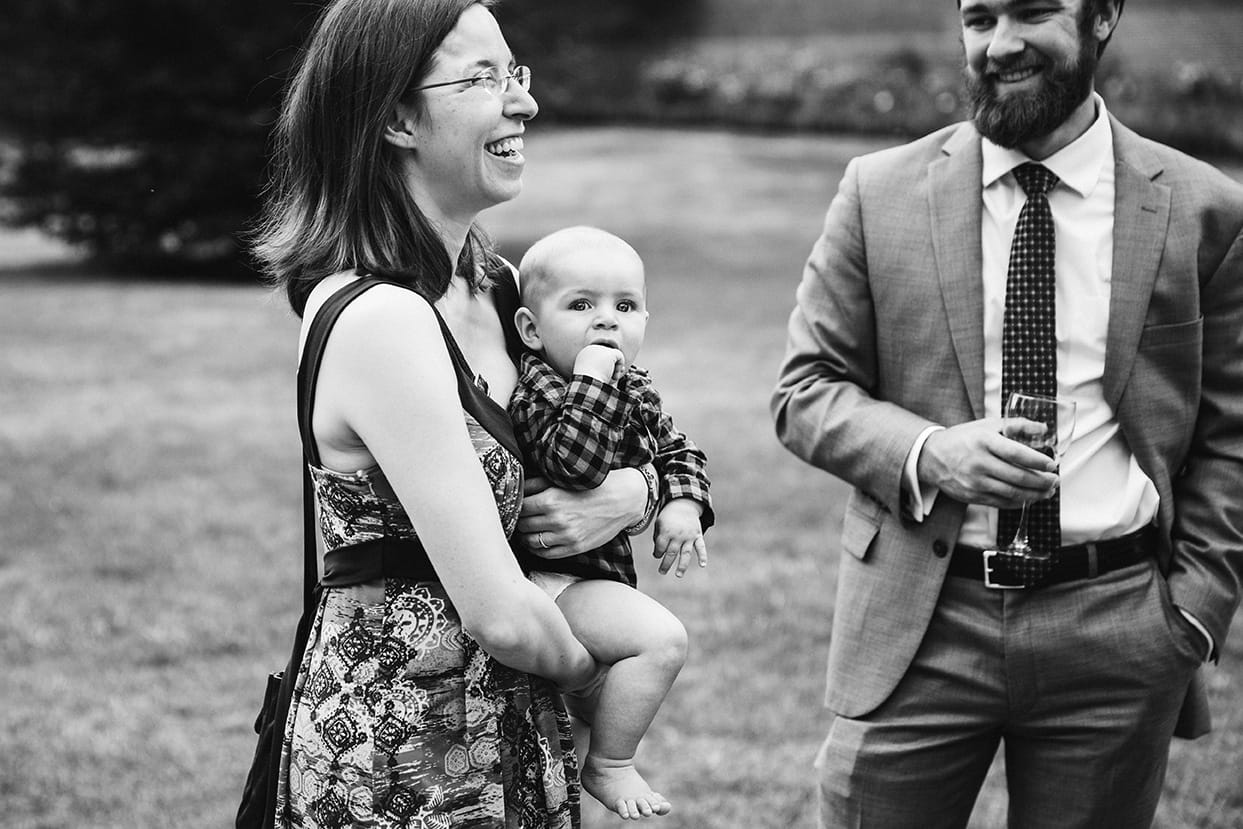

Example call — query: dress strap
[297,275,522,464]
[427,302,522,460]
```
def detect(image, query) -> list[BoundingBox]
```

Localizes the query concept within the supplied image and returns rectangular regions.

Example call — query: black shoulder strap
[247,279,381,829]
[487,257,526,364]
[295,278,382,614]
[295,274,522,609]
[298,279,381,468]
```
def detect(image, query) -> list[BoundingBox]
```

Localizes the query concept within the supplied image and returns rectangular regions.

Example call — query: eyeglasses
[410,65,531,97]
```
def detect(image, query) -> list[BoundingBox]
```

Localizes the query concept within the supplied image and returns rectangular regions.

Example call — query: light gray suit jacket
[772,117,1243,737]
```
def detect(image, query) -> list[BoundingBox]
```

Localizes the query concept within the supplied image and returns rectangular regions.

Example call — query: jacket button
[933,539,949,558]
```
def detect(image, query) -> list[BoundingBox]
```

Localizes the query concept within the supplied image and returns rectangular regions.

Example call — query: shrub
[623,41,1243,157]
[0,0,702,274]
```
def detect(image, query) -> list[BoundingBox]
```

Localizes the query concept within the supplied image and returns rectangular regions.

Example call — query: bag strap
[295,274,525,607]
[295,277,382,613]
[244,279,396,829]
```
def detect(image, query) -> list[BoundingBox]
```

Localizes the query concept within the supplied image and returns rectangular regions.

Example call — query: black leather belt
[948,526,1156,589]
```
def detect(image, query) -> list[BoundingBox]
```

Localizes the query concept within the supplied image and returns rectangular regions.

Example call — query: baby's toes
[623,797,656,820]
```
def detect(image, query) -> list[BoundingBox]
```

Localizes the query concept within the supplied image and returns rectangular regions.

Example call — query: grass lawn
[2,127,1241,828]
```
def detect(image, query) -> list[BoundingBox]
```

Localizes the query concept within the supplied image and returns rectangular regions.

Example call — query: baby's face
[532,257,648,379]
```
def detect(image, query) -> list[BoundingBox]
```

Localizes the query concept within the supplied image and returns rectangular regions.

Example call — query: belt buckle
[982,549,1026,589]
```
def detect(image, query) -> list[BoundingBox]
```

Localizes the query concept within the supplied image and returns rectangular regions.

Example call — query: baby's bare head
[518,226,646,310]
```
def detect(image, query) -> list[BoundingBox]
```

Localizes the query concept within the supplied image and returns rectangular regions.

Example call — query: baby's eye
[568,299,591,311]
[617,300,636,313]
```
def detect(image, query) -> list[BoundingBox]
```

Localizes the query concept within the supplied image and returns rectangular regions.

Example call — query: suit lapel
[929,124,987,418]
[1104,119,1171,410]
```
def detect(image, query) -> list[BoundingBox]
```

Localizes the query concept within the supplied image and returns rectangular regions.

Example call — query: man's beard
[964,32,1099,149]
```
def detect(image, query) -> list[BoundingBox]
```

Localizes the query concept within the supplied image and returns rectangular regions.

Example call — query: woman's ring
[537,532,549,549]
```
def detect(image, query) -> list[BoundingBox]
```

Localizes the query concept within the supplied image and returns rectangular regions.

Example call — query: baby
[508,226,713,820]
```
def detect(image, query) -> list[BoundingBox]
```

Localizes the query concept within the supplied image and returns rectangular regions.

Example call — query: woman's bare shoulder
[301,274,443,358]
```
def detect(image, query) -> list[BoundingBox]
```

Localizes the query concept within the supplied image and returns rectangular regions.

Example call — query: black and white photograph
[2,1,1240,827]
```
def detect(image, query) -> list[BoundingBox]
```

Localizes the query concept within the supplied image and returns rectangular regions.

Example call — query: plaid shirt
[508,351,713,586]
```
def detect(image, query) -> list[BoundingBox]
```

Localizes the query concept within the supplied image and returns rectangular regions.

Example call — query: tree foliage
[0,0,700,273]
[496,0,702,117]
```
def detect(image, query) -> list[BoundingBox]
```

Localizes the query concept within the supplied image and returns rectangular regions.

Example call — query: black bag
[234,483,317,829]
[236,671,283,826]
[235,279,381,829]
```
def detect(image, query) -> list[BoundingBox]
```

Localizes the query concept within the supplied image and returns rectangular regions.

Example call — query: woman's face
[404,5,537,229]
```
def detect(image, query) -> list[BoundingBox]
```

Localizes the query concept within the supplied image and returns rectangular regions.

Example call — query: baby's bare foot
[581,755,671,820]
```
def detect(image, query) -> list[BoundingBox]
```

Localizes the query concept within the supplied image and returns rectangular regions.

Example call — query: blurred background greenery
[1,0,1241,273]
[2,2,1241,828]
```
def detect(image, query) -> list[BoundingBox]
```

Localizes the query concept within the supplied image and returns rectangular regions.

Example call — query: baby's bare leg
[556,579,687,820]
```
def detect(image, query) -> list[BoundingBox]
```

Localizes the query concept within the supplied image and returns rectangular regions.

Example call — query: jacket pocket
[1130,317,1202,459]
[1137,317,1202,350]
[841,491,885,560]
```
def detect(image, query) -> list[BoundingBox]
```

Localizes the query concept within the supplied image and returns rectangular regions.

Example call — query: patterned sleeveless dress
[275,278,579,829]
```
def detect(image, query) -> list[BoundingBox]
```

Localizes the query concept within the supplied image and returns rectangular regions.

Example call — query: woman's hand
[518,467,647,558]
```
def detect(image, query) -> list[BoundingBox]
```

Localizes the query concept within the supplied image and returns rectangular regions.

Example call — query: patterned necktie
[997,162,1060,556]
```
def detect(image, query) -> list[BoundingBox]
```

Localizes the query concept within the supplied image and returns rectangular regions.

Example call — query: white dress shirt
[902,97,1212,658]
[970,96,1160,546]
[907,97,1159,542]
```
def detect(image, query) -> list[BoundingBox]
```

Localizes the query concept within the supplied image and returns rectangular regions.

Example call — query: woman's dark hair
[251,0,497,315]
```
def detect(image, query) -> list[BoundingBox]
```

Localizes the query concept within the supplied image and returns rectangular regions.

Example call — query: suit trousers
[815,559,1204,829]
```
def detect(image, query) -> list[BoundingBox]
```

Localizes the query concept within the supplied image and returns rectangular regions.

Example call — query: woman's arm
[516,466,652,559]
[319,286,596,688]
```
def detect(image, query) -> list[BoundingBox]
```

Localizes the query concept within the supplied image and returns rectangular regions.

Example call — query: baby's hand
[653,498,707,578]
[573,344,625,382]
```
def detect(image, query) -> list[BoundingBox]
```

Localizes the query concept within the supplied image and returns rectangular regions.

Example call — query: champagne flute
[1003,392,1076,560]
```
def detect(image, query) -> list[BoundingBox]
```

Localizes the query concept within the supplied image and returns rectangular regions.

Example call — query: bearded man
[772,1,1243,826]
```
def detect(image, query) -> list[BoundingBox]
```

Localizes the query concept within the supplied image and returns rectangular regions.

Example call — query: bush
[633,47,964,137]
[3,1,1238,274]
[0,0,317,273]
[0,0,701,274]
[618,41,1243,158]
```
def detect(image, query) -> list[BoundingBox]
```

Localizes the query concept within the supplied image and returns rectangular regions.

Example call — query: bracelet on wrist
[623,464,659,535]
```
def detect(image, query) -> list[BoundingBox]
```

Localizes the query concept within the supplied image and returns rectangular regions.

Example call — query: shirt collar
[981,93,1114,198]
